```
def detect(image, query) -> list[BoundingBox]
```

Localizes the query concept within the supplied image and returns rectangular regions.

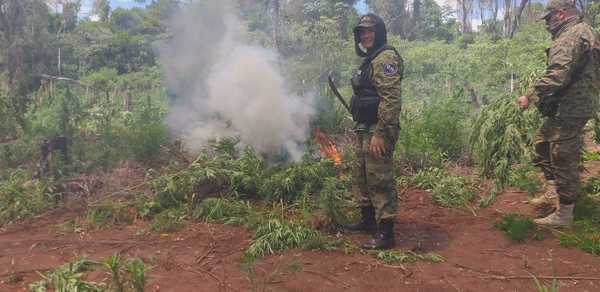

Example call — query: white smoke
[160,0,315,160]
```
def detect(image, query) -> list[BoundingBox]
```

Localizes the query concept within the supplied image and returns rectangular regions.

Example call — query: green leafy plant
[412,167,475,207]
[86,201,135,228]
[494,213,542,242]
[245,218,333,260]
[151,207,187,232]
[126,258,149,292]
[29,258,103,292]
[372,250,445,264]
[470,73,542,205]
[103,254,125,292]
[509,165,543,196]
[0,170,56,224]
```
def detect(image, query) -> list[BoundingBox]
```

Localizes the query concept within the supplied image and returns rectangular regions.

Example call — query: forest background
[1,0,600,275]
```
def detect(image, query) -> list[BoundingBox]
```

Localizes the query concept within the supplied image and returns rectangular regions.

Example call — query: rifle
[327,71,351,113]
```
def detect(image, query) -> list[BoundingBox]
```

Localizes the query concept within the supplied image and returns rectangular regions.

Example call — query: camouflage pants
[352,126,399,221]
[533,117,588,204]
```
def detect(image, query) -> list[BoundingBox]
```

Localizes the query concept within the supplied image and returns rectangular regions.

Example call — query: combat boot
[534,203,575,227]
[529,180,558,206]
[362,219,395,250]
[344,206,376,233]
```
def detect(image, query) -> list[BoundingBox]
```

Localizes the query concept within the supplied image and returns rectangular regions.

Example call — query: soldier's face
[360,28,375,50]
[544,9,566,29]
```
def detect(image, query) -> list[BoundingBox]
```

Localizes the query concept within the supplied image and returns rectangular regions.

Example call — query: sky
[80,0,146,17]
[83,0,371,15]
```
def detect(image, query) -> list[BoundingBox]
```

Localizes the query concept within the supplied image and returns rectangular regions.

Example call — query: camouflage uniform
[527,13,600,205]
[352,48,403,221]
[346,13,403,249]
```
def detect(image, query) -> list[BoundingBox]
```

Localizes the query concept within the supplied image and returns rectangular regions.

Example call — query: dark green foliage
[470,91,542,204]
[559,220,600,255]
[127,97,168,163]
[196,198,335,262]
[509,165,543,196]
[494,213,542,242]
[397,90,470,169]
[0,170,56,224]
[195,198,262,228]
[412,167,475,207]
[559,195,600,255]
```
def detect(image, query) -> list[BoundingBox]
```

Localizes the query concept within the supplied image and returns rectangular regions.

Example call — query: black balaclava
[353,13,387,58]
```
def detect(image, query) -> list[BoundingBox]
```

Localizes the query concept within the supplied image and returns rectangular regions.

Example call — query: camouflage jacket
[527,18,600,118]
[368,48,403,136]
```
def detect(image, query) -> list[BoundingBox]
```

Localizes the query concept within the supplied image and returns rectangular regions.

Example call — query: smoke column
[160,0,315,160]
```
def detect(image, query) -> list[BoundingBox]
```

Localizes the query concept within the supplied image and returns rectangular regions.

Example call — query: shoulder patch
[382,62,398,76]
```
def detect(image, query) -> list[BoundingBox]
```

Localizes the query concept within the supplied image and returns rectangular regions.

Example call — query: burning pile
[314,128,342,166]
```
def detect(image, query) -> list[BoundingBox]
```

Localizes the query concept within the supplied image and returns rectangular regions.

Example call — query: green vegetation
[0,170,56,225]
[509,165,543,196]
[494,213,543,242]
[411,167,476,208]
[559,194,600,255]
[29,255,150,292]
[29,258,103,292]
[372,250,445,264]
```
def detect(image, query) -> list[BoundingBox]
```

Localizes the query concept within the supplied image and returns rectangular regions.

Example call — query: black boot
[362,219,395,250]
[344,206,376,233]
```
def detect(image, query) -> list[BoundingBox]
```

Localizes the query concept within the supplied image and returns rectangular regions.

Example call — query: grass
[558,195,600,255]
[412,167,476,208]
[196,198,337,262]
[29,255,150,292]
[371,250,445,264]
[494,213,543,242]
[245,218,334,260]
[0,170,56,225]
[151,207,187,232]
[86,201,135,228]
[509,165,543,196]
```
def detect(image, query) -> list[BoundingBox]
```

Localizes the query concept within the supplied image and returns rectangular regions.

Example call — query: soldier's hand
[370,135,386,160]
[517,95,530,109]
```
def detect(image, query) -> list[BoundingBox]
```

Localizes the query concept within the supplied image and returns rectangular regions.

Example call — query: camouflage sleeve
[370,49,403,137]
[528,33,586,106]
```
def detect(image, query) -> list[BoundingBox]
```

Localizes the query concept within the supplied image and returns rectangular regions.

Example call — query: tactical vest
[350,45,401,125]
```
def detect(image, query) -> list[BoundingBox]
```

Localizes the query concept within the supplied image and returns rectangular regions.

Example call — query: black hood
[353,13,387,58]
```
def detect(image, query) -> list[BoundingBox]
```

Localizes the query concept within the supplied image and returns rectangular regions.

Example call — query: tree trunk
[270,0,280,54]
[509,0,529,38]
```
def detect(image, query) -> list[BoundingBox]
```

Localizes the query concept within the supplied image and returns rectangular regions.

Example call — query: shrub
[0,170,56,224]
[494,213,542,242]
[397,90,471,170]
[509,165,543,196]
[412,167,475,207]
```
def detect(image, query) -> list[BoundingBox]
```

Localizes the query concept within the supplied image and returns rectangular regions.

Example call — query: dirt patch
[2,161,600,291]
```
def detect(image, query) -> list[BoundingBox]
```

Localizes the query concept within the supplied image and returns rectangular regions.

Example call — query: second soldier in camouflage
[518,0,600,226]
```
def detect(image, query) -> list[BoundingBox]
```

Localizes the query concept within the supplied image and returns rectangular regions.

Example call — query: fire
[314,128,342,166]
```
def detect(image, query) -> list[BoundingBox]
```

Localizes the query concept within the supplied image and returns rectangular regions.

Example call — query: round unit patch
[382,62,397,76]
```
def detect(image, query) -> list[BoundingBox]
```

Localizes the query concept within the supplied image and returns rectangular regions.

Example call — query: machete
[327,71,351,113]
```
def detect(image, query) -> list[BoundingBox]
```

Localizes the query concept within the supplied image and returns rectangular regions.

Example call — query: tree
[92,0,110,22]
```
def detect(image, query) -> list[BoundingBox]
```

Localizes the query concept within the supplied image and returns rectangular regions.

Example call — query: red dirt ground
[2,161,600,292]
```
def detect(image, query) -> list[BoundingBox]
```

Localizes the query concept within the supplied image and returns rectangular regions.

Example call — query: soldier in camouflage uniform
[344,14,403,249]
[518,0,600,226]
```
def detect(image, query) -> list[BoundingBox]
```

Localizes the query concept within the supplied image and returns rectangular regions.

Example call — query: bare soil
[2,161,600,292]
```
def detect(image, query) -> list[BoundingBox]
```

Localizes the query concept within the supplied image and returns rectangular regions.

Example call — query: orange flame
[314,128,342,166]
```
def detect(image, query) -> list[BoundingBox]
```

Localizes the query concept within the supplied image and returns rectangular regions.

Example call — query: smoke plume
[160,0,315,160]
